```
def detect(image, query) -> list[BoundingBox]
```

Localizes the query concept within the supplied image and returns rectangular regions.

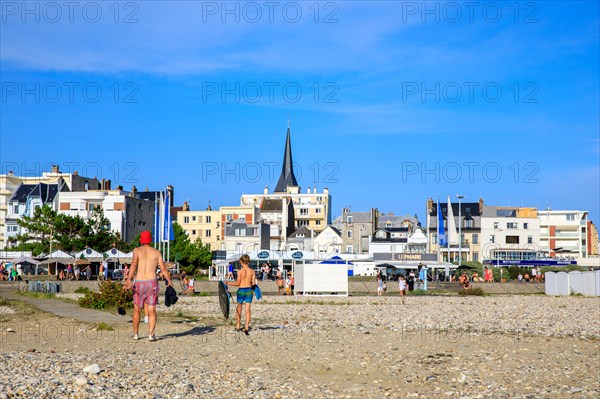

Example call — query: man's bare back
[131,246,164,280]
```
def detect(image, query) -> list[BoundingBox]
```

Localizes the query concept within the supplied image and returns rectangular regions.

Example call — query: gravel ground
[0,295,598,398]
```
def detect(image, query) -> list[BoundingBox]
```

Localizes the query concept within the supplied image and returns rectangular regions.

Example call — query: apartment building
[538,209,589,258]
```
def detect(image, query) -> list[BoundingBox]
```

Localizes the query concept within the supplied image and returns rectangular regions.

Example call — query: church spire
[274,124,298,193]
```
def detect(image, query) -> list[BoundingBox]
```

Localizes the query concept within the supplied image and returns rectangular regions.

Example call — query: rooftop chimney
[130,186,138,197]
[479,198,484,213]
[183,201,190,211]
[307,187,311,194]
[313,187,316,194]
[73,170,78,176]
[51,165,60,173]
[264,186,269,195]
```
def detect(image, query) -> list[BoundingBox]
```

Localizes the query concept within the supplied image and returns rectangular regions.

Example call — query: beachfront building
[176,202,221,251]
[57,186,154,242]
[333,208,378,254]
[538,209,589,258]
[426,198,484,263]
[0,165,103,249]
[369,226,428,256]
[240,126,332,233]
[287,225,315,251]
[5,182,60,241]
[222,220,270,257]
[313,225,342,257]
[480,206,541,262]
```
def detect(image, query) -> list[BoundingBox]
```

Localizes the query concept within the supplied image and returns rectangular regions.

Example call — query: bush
[458,287,485,296]
[74,286,92,294]
[79,280,133,309]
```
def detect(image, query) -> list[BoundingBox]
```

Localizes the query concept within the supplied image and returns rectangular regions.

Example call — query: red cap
[140,231,152,245]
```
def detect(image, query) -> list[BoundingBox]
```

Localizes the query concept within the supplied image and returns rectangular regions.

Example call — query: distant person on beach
[125,231,173,341]
[276,269,284,295]
[459,272,471,289]
[518,273,523,282]
[408,271,415,291]
[225,254,256,334]
[398,275,407,304]
[524,272,530,282]
[227,263,234,280]
[377,276,384,296]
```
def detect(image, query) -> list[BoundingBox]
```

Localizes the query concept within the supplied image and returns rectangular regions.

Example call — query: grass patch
[0,298,10,306]
[18,291,56,299]
[95,322,114,331]
[458,288,485,296]
[75,286,92,294]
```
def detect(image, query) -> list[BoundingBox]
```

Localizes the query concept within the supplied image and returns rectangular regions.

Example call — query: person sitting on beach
[472,271,479,282]
[459,272,471,289]
[524,272,530,282]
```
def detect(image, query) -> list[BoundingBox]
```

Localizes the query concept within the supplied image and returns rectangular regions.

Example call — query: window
[206,216,211,223]
[465,219,472,228]
[432,233,437,243]
[527,236,533,244]
[491,235,495,243]
[84,181,89,190]
[466,207,471,213]
[316,208,321,214]
[184,216,190,223]
[298,220,309,226]
[347,216,353,224]
[13,204,18,214]
[192,229,196,235]
[472,234,478,244]
[507,222,517,229]
[226,214,233,222]
[524,223,528,229]
[346,230,354,239]
[566,214,575,221]
[473,252,478,262]
[506,236,520,244]
[192,216,196,222]
[316,220,321,225]
[460,234,465,245]
[494,222,499,229]
[206,230,211,237]
[346,245,353,253]
[300,209,308,216]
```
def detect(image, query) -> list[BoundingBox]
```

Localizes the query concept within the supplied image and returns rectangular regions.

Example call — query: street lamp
[456,195,465,268]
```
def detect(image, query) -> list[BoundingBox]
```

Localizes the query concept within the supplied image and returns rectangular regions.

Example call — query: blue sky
[1,1,599,223]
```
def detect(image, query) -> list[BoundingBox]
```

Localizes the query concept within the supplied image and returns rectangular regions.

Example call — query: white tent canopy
[46,250,75,259]
[104,248,131,259]
[73,248,104,261]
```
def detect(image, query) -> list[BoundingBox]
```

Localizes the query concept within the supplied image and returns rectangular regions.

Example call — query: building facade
[538,209,589,258]
[176,202,221,251]
[588,221,599,256]
[427,198,484,263]
[480,206,541,261]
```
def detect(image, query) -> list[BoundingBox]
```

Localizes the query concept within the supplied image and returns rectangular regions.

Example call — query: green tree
[169,223,212,274]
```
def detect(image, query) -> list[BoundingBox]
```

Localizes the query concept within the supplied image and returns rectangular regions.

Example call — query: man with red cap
[125,230,173,341]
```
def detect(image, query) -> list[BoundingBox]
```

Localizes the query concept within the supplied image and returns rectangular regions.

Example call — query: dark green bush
[79,280,133,309]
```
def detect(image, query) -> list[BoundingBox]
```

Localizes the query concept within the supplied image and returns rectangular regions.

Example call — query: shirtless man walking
[125,231,173,341]
[225,254,255,335]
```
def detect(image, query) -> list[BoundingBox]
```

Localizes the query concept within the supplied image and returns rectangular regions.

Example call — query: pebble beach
[1,294,599,398]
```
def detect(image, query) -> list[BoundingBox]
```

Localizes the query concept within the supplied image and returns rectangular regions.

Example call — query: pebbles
[0,295,598,398]
[0,306,16,315]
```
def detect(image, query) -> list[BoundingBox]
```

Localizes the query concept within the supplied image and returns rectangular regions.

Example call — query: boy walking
[226,254,255,335]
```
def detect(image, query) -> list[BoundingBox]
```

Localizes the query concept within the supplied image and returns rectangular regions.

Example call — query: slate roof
[10,183,59,204]
[261,198,284,212]
[274,127,299,192]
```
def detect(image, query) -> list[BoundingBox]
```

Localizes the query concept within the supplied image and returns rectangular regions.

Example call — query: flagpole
[437,197,440,262]
[447,195,451,264]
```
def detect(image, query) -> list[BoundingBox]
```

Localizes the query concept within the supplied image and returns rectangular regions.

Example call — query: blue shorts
[237,287,254,303]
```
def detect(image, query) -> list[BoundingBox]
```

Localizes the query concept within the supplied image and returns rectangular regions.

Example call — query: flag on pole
[437,199,447,247]
[153,192,159,244]
[163,190,174,242]
[446,195,458,245]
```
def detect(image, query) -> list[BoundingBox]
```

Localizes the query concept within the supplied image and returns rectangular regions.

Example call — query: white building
[369,227,428,256]
[57,187,154,242]
[313,225,342,257]
[223,220,270,258]
[5,183,60,241]
[538,209,589,258]
[479,206,541,261]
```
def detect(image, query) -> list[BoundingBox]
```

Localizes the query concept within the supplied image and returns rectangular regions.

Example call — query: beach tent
[320,255,354,276]
[73,248,105,262]
[39,250,75,275]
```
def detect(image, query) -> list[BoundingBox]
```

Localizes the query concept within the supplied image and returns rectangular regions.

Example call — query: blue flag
[438,200,447,247]
[153,192,159,243]
[163,190,175,242]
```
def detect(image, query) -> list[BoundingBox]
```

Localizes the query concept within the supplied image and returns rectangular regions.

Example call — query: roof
[274,127,299,192]
[10,183,59,204]
[137,190,161,201]
[429,202,481,217]
[288,225,313,238]
[261,198,284,212]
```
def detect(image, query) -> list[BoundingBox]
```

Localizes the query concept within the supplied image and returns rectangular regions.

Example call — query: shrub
[458,287,485,296]
[75,286,92,294]
[79,280,133,309]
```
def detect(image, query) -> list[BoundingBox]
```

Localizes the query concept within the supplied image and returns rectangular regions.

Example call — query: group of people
[0,263,18,281]
[179,271,195,295]
[517,267,544,283]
